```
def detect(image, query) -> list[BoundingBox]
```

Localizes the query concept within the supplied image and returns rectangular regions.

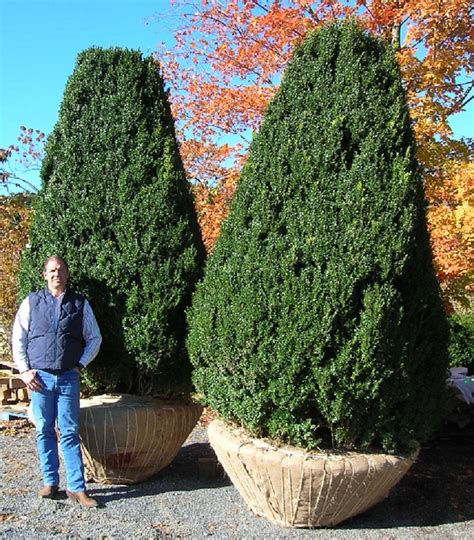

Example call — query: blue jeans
[31,369,85,492]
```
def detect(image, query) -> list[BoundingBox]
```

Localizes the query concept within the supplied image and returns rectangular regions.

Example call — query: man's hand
[20,369,43,392]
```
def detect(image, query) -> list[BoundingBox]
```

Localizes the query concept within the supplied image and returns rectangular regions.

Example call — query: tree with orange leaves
[192,168,238,250]
[0,193,33,360]
[158,0,472,306]
[427,157,473,310]
[0,126,43,359]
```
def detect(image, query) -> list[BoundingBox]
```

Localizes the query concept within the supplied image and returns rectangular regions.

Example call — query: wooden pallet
[0,361,29,405]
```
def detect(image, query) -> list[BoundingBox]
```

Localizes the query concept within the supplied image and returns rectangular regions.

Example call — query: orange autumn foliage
[159,0,473,305]
[193,168,239,251]
[0,127,42,358]
[0,194,32,358]
[427,160,473,309]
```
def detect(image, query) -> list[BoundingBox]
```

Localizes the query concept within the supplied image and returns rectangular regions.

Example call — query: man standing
[12,255,102,508]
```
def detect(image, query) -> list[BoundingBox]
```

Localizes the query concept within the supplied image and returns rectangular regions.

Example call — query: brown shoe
[38,485,59,498]
[66,490,99,508]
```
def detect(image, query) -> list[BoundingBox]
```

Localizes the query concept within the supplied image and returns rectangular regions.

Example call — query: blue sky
[0,0,176,189]
[1,0,472,191]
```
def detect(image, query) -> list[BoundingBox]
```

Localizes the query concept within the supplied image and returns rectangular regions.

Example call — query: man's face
[43,259,69,294]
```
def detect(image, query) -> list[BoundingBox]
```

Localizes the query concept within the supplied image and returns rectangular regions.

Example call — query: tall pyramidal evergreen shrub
[20,48,205,396]
[187,22,448,454]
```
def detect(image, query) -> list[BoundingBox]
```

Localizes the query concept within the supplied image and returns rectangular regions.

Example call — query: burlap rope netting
[79,394,202,484]
[208,419,415,527]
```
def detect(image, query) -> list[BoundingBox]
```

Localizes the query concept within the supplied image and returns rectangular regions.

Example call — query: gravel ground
[0,418,473,539]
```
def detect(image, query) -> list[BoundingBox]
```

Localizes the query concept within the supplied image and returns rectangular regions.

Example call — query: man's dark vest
[27,288,85,370]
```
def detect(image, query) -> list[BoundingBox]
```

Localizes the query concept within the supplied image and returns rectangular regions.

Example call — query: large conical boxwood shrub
[188,22,448,454]
[20,47,205,396]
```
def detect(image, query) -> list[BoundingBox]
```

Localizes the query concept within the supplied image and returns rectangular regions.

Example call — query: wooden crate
[0,368,28,405]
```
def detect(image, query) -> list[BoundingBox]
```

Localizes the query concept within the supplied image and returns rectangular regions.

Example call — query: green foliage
[447,313,474,372]
[187,22,448,454]
[19,47,205,395]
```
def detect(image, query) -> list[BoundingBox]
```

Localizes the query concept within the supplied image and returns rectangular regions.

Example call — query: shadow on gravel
[87,442,231,505]
[342,424,474,529]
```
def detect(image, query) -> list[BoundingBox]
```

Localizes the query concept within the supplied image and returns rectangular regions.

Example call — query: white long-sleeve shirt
[12,290,102,373]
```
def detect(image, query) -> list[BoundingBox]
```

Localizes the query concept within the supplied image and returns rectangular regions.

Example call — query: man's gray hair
[43,255,69,273]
